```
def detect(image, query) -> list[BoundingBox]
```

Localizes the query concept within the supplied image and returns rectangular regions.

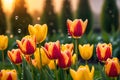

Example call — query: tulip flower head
[0,69,17,80]
[32,48,50,69]
[16,35,36,55]
[0,35,8,50]
[105,58,120,77]
[70,65,94,80]
[28,24,48,44]
[67,19,88,38]
[8,49,22,65]
[43,40,61,59]
[96,43,112,62]
[48,60,56,70]
[58,44,73,68]
[79,44,94,60]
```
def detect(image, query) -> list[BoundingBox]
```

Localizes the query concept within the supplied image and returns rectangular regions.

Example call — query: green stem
[54,60,58,80]
[114,77,117,80]
[2,50,4,64]
[17,65,22,80]
[85,60,88,65]
[64,70,67,80]
[75,39,78,69]
[39,44,42,68]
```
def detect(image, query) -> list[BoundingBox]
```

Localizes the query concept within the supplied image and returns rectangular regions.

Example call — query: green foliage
[101,0,119,33]
[0,0,7,34]
[40,0,58,35]
[60,0,73,34]
[11,0,33,36]
[77,0,93,34]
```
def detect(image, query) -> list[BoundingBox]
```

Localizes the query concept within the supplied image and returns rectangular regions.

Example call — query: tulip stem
[85,60,88,65]
[54,60,58,80]
[39,44,42,67]
[75,39,78,68]
[2,50,4,64]
[114,77,117,80]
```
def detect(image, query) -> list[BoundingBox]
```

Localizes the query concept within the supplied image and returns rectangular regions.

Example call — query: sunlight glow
[2,0,14,14]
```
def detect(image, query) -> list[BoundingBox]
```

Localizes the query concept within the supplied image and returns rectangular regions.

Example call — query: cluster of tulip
[0,19,120,80]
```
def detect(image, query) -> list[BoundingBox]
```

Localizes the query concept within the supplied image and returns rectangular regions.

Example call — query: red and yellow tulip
[8,49,22,65]
[67,19,88,38]
[28,24,48,44]
[96,43,112,62]
[105,58,120,77]
[43,40,61,59]
[16,35,36,55]
[70,65,94,80]
[0,35,8,50]
[32,48,50,69]
[0,69,17,80]
[48,60,56,70]
[58,43,73,68]
[79,44,94,60]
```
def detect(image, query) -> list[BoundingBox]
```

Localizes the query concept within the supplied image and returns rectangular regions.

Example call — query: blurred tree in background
[0,0,7,34]
[101,0,119,33]
[40,0,58,35]
[77,0,93,34]
[11,0,32,36]
[61,0,73,35]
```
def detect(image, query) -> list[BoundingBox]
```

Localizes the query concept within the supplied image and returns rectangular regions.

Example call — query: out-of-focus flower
[0,69,17,80]
[48,60,56,70]
[0,35,8,50]
[24,55,31,63]
[58,43,73,68]
[96,43,112,62]
[8,49,22,65]
[43,40,61,59]
[70,65,94,80]
[28,24,48,44]
[16,35,36,55]
[79,44,94,60]
[71,54,76,65]
[32,48,50,69]
[67,19,88,38]
[105,58,120,77]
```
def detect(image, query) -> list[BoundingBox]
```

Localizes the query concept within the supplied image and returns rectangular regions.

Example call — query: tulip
[96,43,112,62]
[28,24,48,44]
[16,35,36,55]
[43,40,61,59]
[70,65,94,80]
[8,49,22,65]
[0,35,8,50]
[48,60,56,70]
[58,43,73,68]
[71,54,76,65]
[32,48,50,69]
[67,19,88,38]
[79,44,94,60]
[105,58,120,77]
[0,69,17,80]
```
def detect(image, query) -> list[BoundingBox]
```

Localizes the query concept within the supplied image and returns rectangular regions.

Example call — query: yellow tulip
[0,69,17,80]
[71,54,76,65]
[0,35,8,50]
[32,48,50,69]
[28,24,48,44]
[70,65,94,80]
[79,44,94,60]
[105,58,120,77]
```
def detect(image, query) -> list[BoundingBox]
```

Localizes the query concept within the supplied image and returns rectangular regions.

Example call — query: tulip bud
[105,58,120,77]
[8,49,22,65]
[67,19,88,38]
[16,35,36,55]
[79,44,94,60]
[28,24,48,44]
[0,35,8,50]
[70,65,94,80]
[43,40,61,59]
[0,69,17,80]
[96,43,112,62]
